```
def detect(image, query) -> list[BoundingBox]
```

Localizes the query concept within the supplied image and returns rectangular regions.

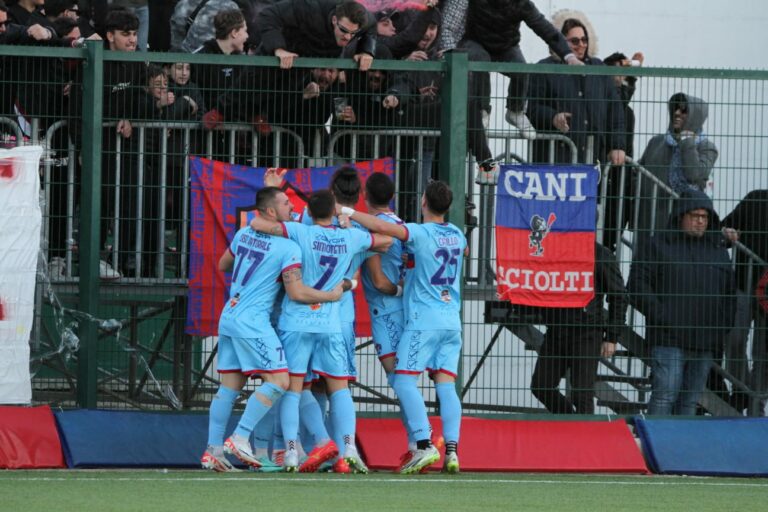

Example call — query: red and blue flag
[495,164,598,308]
[187,156,394,336]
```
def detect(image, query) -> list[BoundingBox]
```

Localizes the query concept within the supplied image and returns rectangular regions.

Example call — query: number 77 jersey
[403,222,467,331]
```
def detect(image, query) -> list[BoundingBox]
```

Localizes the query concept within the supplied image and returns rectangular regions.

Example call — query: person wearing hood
[527,12,625,169]
[634,92,718,238]
[628,189,737,415]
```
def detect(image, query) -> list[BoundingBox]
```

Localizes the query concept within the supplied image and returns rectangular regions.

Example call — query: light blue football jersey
[362,211,405,316]
[403,222,466,331]
[278,222,372,333]
[301,207,369,324]
[219,227,301,337]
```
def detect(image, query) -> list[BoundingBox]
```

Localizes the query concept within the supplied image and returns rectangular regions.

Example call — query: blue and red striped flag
[187,156,394,336]
[494,164,598,308]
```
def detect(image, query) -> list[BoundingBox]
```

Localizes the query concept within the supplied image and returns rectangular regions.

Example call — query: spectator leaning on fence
[601,50,644,252]
[634,92,718,238]
[628,189,736,416]
[256,0,376,71]
[527,10,625,169]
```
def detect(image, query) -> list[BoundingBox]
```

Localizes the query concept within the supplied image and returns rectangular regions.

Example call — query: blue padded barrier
[55,410,243,468]
[635,417,768,476]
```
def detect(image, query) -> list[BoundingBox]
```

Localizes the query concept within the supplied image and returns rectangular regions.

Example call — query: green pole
[76,41,104,408]
[438,52,468,398]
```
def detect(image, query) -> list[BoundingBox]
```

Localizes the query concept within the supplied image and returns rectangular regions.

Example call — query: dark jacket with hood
[257,0,376,58]
[635,93,719,236]
[464,0,570,57]
[628,189,736,353]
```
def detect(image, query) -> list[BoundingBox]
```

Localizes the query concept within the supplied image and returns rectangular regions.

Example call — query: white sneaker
[505,109,537,140]
[224,434,262,469]
[201,446,239,472]
[99,259,121,280]
[400,445,440,474]
[474,159,499,186]
[343,446,369,474]
[442,451,460,474]
[283,449,299,472]
[49,257,66,280]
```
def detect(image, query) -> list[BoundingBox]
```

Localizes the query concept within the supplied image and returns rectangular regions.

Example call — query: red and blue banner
[495,164,598,308]
[187,156,394,336]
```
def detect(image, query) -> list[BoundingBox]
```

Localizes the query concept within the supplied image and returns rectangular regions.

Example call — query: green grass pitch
[2,471,767,511]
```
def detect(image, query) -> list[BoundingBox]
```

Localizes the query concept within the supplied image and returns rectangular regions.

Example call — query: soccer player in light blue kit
[250,184,392,472]
[338,180,466,474]
[298,166,372,473]
[201,186,343,472]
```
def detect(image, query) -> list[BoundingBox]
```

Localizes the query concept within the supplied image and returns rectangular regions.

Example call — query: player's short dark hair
[365,172,394,206]
[255,186,283,213]
[424,180,452,215]
[51,16,78,38]
[0,1,9,13]
[308,189,336,220]
[331,165,361,205]
[214,9,245,41]
[335,0,369,27]
[105,7,139,33]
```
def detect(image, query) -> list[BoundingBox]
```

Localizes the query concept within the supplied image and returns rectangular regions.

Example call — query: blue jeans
[648,346,713,415]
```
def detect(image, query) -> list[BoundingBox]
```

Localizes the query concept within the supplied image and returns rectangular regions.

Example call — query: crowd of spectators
[0,0,766,416]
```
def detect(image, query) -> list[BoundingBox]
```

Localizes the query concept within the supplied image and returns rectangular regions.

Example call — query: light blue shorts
[370,310,404,360]
[278,330,318,377]
[217,333,288,376]
[394,329,462,378]
[313,330,356,380]
[341,321,358,378]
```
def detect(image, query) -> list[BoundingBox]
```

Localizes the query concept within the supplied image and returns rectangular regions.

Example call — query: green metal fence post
[438,52,468,226]
[76,40,104,408]
[439,52,468,398]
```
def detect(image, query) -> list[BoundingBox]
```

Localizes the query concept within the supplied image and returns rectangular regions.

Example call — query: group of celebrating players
[201,166,466,475]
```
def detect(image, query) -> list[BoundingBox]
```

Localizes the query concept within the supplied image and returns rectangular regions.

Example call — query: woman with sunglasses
[528,10,627,170]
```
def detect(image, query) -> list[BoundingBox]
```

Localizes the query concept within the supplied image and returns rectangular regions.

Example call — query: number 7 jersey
[279,222,373,333]
[403,222,467,331]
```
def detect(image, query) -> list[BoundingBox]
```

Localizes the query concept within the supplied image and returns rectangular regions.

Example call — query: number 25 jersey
[403,222,466,331]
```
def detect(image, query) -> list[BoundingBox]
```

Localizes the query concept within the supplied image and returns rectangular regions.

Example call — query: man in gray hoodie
[634,93,719,238]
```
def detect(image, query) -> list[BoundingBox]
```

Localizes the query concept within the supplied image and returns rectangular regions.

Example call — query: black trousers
[531,328,603,414]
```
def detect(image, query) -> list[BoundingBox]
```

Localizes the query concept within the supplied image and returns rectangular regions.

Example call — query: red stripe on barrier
[357,417,648,473]
[0,405,66,469]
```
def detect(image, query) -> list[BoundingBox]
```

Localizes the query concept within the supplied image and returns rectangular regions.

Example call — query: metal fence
[2,43,766,417]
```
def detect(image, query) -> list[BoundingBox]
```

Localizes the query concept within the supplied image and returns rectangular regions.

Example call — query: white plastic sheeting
[0,145,43,404]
